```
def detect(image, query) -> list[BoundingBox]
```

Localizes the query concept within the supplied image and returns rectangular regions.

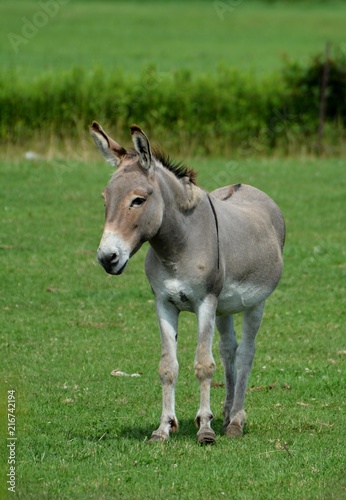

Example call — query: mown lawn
[0,155,345,498]
[1,0,346,78]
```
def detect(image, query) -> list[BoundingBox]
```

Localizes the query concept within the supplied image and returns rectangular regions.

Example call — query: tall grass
[1,57,345,156]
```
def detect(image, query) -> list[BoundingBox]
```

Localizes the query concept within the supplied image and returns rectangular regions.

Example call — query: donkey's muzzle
[97,249,127,275]
[97,230,130,275]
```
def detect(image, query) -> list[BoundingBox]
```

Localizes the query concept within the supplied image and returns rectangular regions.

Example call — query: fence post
[317,42,331,155]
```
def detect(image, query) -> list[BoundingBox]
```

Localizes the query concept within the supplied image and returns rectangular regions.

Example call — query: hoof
[225,422,243,438]
[222,420,230,434]
[147,431,168,444]
[197,429,216,445]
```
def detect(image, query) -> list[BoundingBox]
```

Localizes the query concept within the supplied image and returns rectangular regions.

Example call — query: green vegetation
[1,1,346,155]
[1,156,345,498]
[1,54,346,156]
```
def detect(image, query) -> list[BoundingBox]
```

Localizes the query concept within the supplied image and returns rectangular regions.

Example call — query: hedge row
[1,52,345,155]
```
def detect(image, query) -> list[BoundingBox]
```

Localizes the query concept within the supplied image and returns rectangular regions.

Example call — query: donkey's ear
[90,121,127,167]
[130,125,152,171]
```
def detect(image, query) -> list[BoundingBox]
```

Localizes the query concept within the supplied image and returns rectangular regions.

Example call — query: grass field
[1,0,345,497]
[1,0,346,78]
[0,155,345,498]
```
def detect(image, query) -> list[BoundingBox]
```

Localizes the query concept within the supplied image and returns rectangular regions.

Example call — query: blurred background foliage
[0,0,345,156]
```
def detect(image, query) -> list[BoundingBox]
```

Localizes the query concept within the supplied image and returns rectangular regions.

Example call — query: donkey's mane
[125,147,197,185]
[153,148,197,185]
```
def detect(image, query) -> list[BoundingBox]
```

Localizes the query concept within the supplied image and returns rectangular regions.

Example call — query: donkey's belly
[217,279,272,314]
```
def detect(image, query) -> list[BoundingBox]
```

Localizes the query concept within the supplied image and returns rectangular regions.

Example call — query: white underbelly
[150,271,270,315]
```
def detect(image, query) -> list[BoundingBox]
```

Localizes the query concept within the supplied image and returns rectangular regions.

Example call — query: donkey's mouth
[114,261,128,275]
[103,260,128,276]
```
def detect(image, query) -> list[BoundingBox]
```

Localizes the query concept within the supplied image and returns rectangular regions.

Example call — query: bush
[0,51,345,156]
[282,49,346,125]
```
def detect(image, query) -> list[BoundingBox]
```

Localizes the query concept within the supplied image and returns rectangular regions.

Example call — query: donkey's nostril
[110,253,118,263]
[97,249,118,266]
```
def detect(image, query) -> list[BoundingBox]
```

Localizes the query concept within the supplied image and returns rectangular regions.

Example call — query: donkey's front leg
[148,300,179,443]
[194,295,217,445]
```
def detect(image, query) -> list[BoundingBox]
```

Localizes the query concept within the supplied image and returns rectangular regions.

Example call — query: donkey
[90,122,285,444]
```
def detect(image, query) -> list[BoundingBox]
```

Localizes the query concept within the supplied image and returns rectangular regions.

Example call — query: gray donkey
[90,122,285,444]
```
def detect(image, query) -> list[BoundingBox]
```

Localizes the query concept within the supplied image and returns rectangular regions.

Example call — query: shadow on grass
[66,418,249,444]
[118,417,227,442]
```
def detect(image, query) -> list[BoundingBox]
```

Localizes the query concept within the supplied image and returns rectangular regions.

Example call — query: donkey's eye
[131,197,146,208]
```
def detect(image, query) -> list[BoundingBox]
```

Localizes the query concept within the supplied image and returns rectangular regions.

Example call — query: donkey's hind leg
[226,301,265,438]
[216,315,238,433]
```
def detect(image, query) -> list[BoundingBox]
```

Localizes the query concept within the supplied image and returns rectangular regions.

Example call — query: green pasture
[1,0,345,497]
[1,0,346,78]
[0,156,345,498]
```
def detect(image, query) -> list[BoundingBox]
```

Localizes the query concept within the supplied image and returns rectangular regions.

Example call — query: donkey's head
[90,122,164,275]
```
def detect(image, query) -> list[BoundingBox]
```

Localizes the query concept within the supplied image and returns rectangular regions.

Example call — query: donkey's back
[212,183,285,250]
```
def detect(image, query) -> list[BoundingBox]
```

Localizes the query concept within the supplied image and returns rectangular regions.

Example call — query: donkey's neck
[154,160,202,211]
[149,167,215,267]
